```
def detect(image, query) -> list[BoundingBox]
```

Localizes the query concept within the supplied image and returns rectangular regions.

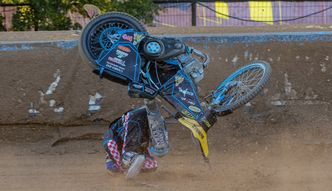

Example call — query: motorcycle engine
[183,58,204,84]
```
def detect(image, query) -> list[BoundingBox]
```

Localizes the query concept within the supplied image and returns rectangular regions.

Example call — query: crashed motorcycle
[79,12,271,158]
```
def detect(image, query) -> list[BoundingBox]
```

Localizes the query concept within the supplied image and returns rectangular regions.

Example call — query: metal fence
[0,6,17,31]
[153,1,332,27]
[1,1,332,30]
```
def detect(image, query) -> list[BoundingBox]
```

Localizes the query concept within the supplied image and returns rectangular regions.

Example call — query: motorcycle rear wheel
[79,12,147,67]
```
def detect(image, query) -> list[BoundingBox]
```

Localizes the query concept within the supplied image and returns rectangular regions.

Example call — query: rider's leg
[103,113,145,175]
[144,99,169,157]
[103,129,122,173]
[141,150,158,172]
[103,107,160,177]
[120,109,150,178]
[103,112,147,177]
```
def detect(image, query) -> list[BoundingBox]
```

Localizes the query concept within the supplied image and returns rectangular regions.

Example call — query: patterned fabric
[121,113,130,156]
[143,156,158,170]
[105,151,157,172]
[103,107,158,173]
[107,140,122,170]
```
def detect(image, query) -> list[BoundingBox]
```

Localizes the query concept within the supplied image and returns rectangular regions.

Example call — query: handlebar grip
[191,48,210,68]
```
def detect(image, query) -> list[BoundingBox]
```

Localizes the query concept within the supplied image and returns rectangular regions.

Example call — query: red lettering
[118,45,131,53]
[122,34,133,42]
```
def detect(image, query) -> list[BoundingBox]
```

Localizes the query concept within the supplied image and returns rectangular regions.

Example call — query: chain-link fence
[0,6,17,31]
[1,1,332,31]
[153,1,332,27]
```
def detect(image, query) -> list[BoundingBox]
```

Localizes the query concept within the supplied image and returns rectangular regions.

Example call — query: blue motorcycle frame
[90,29,271,158]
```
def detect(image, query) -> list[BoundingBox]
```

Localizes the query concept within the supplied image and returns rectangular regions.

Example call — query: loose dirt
[1,103,332,191]
[1,27,332,190]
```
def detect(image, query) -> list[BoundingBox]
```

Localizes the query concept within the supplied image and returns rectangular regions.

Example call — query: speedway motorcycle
[79,12,271,158]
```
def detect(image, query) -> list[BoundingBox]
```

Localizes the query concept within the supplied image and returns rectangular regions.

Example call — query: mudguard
[96,31,146,83]
[178,117,209,157]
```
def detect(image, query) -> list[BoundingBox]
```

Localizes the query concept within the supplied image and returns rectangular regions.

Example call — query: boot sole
[149,146,169,157]
[125,155,145,179]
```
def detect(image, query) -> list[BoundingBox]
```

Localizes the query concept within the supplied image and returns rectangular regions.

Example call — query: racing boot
[122,151,146,179]
[144,99,169,157]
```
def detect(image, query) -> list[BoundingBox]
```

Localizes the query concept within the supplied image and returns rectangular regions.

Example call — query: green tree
[69,0,112,16]
[69,0,159,25]
[9,0,159,31]
[0,14,5,31]
[12,0,74,31]
[11,5,33,31]
[10,0,113,31]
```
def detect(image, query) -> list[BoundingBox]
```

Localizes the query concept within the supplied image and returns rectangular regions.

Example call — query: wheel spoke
[87,21,132,60]
[216,66,265,107]
[243,69,261,83]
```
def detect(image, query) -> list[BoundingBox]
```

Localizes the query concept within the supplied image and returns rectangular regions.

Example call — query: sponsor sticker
[180,97,195,105]
[105,62,125,73]
[175,75,184,86]
[189,105,201,113]
[118,45,131,53]
[181,109,194,119]
[108,56,125,66]
[203,119,212,128]
[116,49,129,58]
[179,87,194,97]
[133,33,145,45]
[122,34,133,42]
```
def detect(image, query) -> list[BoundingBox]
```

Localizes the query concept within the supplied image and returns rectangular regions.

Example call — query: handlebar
[191,48,210,68]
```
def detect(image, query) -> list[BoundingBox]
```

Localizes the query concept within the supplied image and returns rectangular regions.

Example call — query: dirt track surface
[1,103,332,191]
[1,27,332,190]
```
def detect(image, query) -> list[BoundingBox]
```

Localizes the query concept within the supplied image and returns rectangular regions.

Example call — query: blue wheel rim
[211,63,268,110]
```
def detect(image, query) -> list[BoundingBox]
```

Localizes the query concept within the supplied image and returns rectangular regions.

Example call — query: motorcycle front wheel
[209,61,271,113]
